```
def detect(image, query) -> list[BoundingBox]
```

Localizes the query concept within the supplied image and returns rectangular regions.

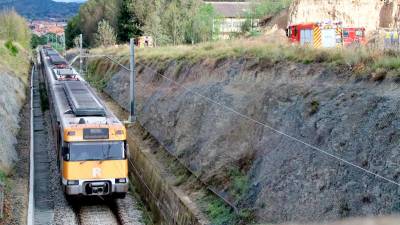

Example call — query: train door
[321,28,336,48]
[300,29,313,46]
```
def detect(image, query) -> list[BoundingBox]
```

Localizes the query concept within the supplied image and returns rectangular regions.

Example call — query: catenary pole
[129,38,136,122]
[79,34,83,75]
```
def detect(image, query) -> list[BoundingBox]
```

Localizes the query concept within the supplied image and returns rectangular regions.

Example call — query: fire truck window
[343,31,349,37]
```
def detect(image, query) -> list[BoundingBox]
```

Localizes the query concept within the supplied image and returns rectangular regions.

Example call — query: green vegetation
[228,168,250,200]
[90,38,400,81]
[128,178,155,225]
[66,0,120,47]
[201,195,236,225]
[0,10,31,82]
[0,170,6,183]
[95,19,117,47]
[5,40,19,56]
[0,9,31,49]
[31,34,47,49]
[66,0,222,47]
[310,100,320,115]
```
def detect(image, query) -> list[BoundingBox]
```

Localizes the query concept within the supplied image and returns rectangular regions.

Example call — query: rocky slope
[91,55,400,224]
[289,0,399,32]
[0,72,27,173]
[0,43,29,174]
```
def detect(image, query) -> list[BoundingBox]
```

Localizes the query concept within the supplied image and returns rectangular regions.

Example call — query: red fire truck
[287,22,366,48]
[286,22,342,48]
[342,27,367,46]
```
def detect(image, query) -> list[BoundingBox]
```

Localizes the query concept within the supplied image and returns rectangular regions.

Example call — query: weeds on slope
[89,38,400,82]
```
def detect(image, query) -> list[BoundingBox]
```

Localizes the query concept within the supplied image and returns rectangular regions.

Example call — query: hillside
[289,0,398,32]
[0,0,81,19]
[84,41,400,224]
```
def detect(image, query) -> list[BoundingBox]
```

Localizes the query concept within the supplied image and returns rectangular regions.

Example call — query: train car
[39,48,129,198]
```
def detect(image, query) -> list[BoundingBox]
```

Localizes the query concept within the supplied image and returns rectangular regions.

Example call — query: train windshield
[69,141,124,161]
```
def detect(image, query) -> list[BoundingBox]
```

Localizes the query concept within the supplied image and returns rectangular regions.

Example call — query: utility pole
[129,38,136,122]
[62,33,66,57]
[79,34,83,75]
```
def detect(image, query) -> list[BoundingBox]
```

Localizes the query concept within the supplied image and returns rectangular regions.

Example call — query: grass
[0,40,30,83]
[201,195,237,225]
[229,167,250,200]
[0,170,6,183]
[128,175,155,225]
[309,100,320,115]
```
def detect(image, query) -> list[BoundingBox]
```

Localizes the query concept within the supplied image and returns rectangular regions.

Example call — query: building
[206,1,254,39]
[29,20,66,37]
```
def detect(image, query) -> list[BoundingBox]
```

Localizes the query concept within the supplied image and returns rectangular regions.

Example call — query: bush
[5,40,18,56]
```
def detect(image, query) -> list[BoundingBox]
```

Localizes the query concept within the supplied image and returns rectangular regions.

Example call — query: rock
[103,58,400,224]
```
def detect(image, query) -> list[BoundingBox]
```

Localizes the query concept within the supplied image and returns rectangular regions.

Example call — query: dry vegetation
[0,41,31,83]
[89,38,400,81]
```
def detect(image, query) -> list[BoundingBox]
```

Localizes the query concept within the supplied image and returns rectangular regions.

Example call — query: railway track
[29,63,144,225]
[76,204,120,225]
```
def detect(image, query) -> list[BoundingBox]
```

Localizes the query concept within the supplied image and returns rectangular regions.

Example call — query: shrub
[5,40,18,56]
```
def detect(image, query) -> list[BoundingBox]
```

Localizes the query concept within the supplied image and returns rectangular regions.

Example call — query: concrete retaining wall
[126,125,208,225]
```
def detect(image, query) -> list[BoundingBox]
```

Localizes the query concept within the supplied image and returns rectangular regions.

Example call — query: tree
[79,0,120,46]
[187,3,220,44]
[95,19,117,47]
[31,34,47,49]
[117,0,142,43]
[163,0,184,45]
[65,15,81,49]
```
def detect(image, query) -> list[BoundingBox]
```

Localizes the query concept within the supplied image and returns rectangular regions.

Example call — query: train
[38,47,129,199]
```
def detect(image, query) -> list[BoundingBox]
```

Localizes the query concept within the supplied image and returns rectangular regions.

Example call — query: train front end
[61,125,129,198]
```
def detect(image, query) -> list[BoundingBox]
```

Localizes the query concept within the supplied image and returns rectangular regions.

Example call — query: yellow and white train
[39,47,128,198]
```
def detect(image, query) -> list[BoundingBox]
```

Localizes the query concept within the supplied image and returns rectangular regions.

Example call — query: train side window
[62,146,70,161]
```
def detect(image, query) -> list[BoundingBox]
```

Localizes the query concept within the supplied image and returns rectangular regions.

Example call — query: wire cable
[134,61,400,188]
[81,51,400,188]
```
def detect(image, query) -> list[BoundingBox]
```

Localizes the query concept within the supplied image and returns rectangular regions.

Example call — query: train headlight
[116,178,127,183]
[67,180,79,185]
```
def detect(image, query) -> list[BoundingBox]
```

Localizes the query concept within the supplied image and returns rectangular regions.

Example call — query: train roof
[49,54,67,65]
[40,47,122,128]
